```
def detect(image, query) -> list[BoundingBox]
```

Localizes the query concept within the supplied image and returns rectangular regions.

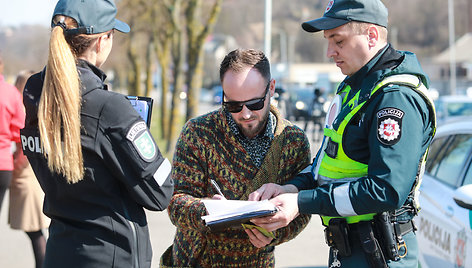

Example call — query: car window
[425,136,449,174]
[432,134,472,187]
[447,102,472,117]
[462,162,472,186]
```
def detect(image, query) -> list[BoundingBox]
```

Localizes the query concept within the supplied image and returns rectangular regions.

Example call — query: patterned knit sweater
[161,105,311,268]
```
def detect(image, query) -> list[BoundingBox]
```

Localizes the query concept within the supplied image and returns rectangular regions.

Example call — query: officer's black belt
[394,220,416,237]
[348,219,415,237]
[325,218,416,267]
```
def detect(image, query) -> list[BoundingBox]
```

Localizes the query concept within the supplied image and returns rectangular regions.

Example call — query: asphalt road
[0,103,329,268]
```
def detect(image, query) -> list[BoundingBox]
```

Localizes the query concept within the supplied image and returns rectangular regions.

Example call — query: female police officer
[20,0,173,267]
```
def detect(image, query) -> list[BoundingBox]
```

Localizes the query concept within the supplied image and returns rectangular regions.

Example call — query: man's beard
[236,110,269,139]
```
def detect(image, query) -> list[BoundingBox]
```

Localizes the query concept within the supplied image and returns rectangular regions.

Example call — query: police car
[416,116,472,268]
[434,95,472,125]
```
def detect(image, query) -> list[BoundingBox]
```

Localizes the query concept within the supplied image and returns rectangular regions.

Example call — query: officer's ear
[95,31,113,54]
[367,25,379,48]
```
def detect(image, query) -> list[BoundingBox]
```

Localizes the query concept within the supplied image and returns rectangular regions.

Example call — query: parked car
[286,87,319,121]
[199,88,213,103]
[434,95,472,125]
[211,85,223,104]
[416,117,472,268]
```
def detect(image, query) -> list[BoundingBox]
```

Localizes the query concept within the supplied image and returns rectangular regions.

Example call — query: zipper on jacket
[122,202,139,268]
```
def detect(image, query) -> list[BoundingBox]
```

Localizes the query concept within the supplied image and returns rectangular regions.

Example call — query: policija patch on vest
[127,121,157,162]
[376,107,404,145]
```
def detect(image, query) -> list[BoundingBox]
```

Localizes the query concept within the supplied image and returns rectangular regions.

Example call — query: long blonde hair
[38,16,85,183]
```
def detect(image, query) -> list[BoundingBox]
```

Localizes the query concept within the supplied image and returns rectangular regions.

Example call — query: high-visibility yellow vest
[318,74,436,226]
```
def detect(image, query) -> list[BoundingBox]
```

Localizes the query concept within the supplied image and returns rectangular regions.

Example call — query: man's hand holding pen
[210,179,227,200]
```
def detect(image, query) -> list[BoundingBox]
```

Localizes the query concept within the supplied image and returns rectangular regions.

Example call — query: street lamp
[264,0,272,61]
[448,0,457,95]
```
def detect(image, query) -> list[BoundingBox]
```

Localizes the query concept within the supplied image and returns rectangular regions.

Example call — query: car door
[456,149,472,268]
[417,133,472,268]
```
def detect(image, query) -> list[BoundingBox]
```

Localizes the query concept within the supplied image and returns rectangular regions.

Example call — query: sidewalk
[1,195,328,268]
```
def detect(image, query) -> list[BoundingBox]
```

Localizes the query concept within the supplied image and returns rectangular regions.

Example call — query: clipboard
[201,199,278,232]
[127,96,153,128]
[204,209,278,232]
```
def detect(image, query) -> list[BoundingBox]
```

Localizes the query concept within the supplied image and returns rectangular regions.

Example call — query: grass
[148,105,187,160]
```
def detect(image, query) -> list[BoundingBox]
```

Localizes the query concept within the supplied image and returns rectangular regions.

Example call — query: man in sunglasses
[161,49,312,267]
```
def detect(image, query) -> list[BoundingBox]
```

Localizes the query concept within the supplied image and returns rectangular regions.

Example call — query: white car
[434,95,472,125]
[416,117,472,268]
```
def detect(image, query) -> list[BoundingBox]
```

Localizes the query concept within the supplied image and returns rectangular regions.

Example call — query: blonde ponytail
[38,20,84,183]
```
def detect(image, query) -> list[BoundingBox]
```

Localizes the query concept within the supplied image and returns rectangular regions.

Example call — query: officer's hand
[250,193,299,232]
[248,183,298,201]
[244,228,273,248]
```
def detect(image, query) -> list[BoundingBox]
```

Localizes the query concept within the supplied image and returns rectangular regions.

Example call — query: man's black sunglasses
[222,81,270,113]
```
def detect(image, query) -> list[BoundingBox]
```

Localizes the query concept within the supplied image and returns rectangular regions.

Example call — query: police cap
[52,0,130,34]
[302,0,388,33]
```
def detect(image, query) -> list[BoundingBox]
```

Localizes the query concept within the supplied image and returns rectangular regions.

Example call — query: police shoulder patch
[127,122,157,162]
[376,107,404,145]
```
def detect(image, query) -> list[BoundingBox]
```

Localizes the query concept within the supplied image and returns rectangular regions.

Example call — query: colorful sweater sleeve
[167,121,209,231]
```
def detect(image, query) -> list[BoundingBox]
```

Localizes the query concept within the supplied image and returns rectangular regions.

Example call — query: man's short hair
[347,21,388,42]
[219,49,271,83]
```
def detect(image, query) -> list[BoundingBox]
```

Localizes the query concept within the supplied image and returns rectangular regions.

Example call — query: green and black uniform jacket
[288,44,435,221]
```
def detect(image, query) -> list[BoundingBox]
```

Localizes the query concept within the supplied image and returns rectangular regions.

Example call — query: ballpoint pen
[210,179,227,200]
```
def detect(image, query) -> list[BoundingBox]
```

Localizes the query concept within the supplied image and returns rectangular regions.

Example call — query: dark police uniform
[288,45,436,268]
[20,59,174,268]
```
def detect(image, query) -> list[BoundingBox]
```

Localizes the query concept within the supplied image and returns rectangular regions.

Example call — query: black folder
[202,200,278,232]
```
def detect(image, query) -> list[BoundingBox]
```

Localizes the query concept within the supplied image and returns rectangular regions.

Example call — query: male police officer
[249,0,436,267]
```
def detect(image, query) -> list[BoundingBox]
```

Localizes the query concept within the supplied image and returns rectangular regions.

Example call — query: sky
[0,0,57,27]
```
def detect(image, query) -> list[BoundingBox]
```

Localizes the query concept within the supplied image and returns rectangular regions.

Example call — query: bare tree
[185,0,223,120]
[150,0,175,140]
[166,0,186,153]
[117,0,153,96]
[120,0,178,140]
